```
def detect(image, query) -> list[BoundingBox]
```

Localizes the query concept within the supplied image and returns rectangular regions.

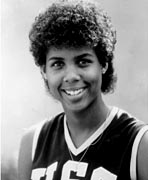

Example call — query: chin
[63,101,91,113]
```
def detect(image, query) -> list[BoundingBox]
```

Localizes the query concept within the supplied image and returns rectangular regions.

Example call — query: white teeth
[64,88,84,96]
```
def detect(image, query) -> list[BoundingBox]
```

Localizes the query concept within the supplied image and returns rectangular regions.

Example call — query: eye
[77,59,92,67]
[50,60,65,69]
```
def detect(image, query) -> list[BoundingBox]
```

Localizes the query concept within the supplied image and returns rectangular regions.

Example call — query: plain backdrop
[1,0,148,176]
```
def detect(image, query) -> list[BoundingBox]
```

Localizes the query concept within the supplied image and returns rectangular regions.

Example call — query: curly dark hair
[29,0,117,94]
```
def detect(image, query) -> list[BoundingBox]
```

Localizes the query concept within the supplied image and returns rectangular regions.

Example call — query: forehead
[46,46,97,59]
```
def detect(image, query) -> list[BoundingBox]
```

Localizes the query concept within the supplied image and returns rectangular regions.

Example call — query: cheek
[85,68,102,86]
[46,74,62,94]
[47,77,57,90]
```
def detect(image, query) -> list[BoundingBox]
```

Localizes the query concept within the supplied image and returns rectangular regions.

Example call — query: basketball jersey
[30,107,148,180]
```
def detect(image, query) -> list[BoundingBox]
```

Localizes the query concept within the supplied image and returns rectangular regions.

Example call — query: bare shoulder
[137,130,148,180]
[18,126,36,180]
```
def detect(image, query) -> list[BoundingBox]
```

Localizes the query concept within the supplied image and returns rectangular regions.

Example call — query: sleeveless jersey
[30,107,148,180]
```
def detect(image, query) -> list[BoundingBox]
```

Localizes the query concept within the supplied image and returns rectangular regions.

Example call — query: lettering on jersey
[46,162,58,180]
[91,167,117,180]
[31,161,117,180]
[31,162,58,180]
[31,168,46,180]
[61,160,88,179]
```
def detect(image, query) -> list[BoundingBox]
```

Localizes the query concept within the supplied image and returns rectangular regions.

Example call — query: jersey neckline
[64,106,118,156]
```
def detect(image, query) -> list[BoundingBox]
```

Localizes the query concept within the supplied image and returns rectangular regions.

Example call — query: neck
[64,98,110,147]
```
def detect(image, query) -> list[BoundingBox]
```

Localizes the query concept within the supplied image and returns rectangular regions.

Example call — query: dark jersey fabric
[31,110,145,180]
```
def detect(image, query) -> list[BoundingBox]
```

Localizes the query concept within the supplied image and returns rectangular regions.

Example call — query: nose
[63,66,81,83]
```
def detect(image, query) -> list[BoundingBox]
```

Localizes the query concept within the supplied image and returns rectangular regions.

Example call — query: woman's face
[42,46,103,112]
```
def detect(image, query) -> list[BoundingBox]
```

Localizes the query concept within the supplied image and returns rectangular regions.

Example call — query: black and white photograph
[1,0,148,179]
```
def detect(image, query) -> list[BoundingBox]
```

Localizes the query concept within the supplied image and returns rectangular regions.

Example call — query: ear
[40,65,47,80]
[102,63,108,74]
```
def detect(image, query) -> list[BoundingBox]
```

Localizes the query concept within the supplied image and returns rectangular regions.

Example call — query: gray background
[1,0,148,179]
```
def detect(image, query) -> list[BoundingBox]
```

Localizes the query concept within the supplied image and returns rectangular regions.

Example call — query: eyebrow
[47,53,93,61]
[75,53,93,60]
[47,57,64,61]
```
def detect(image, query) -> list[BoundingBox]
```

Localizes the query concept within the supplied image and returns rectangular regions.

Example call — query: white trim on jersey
[116,108,148,180]
[130,125,148,180]
[117,108,137,121]
[32,119,49,161]
[31,107,148,180]
[64,106,118,156]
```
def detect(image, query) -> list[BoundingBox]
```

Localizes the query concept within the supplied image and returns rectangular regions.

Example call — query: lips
[61,87,87,96]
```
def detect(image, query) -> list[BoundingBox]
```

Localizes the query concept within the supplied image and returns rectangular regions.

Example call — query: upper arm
[137,130,148,180]
[18,128,35,180]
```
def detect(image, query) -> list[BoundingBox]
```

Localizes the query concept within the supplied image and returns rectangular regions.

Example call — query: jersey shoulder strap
[32,112,65,161]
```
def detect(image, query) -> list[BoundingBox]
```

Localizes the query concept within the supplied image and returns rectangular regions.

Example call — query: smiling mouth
[63,88,86,96]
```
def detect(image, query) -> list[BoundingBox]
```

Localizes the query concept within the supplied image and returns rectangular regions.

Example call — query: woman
[18,0,148,179]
